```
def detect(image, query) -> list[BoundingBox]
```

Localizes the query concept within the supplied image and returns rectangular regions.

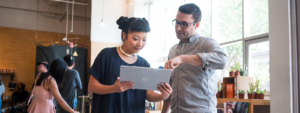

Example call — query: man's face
[17,83,22,90]
[175,11,199,41]
[37,64,45,73]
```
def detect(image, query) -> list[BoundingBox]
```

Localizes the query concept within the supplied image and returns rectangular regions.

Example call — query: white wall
[132,0,149,18]
[0,0,91,36]
[90,0,128,43]
[269,0,292,112]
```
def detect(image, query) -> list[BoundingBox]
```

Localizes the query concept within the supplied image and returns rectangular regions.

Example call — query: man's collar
[179,33,200,45]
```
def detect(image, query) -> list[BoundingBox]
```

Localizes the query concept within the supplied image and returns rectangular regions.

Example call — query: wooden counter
[145,110,162,113]
[218,98,270,113]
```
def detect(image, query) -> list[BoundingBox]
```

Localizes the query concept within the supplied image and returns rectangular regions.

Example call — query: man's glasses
[172,19,197,29]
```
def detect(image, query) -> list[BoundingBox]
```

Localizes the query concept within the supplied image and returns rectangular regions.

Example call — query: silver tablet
[119,65,172,90]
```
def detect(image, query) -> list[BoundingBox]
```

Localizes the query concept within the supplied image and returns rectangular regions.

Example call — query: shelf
[0,72,14,75]
[223,76,237,78]
[217,98,270,113]
[145,110,161,113]
[222,76,253,98]
[1,99,12,102]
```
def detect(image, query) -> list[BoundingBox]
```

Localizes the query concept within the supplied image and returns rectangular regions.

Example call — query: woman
[27,59,78,113]
[0,74,4,113]
[88,16,173,113]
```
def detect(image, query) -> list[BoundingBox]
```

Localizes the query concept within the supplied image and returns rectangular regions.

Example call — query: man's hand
[164,56,183,70]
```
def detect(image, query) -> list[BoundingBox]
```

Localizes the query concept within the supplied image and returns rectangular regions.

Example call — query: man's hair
[19,82,25,90]
[63,55,75,66]
[178,3,202,23]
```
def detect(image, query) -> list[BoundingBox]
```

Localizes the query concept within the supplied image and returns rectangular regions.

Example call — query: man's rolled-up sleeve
[197,39,227,71]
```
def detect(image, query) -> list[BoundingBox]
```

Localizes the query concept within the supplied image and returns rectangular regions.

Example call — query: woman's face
[122,31,147,54]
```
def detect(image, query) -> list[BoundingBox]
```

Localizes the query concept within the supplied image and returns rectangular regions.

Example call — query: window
[212,0,243,43]
[246,38,270,91]
[221,42,243,70]
[244,0,269,37]
[139,0,169,64]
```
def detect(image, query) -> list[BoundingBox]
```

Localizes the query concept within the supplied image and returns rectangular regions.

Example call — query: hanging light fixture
[73,39,78,56]
[100,19,105,27]
[100,0,105,27]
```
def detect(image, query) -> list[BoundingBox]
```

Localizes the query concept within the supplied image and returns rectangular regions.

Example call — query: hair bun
[117,16,129,30]
[141,18,149,23]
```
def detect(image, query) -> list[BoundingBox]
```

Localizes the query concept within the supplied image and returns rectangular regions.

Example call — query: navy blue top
[88,47,150,113]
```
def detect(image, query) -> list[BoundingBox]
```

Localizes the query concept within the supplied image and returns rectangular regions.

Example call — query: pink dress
[27,76,56,113]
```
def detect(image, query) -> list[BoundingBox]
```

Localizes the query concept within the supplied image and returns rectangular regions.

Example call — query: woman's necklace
[120,46,136,66]
[120,46,136,57]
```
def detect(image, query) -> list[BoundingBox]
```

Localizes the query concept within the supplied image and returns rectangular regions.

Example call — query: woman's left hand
[157,83,173,100]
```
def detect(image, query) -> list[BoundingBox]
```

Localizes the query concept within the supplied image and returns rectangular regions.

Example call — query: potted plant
[254,80,261,99]
[216,81,224,98]
[229,68,236,77]
[84,91,93,105]
[247,82,256,99]
[239,69,245,76]
[237,90,245,99]
[84,91,93,112]
[233,60,241,76]
[256,90,266,99]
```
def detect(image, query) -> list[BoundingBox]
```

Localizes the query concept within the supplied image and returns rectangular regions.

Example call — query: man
[13,82,29,105]
[162,3,227,113]
[56,55,82,113]
[2,82,29,113]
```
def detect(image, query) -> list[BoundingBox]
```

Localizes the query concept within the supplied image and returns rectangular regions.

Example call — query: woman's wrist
[68,109,74,113]
[109,85,117,93]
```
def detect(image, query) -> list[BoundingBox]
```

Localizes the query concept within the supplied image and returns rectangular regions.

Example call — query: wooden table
[217,98,270,113]
[145,110,162,113]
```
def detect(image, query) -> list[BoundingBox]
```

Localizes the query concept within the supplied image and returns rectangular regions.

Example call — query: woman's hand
[73,111,79,113]
[112,77,134,93]
[157,83,172,100]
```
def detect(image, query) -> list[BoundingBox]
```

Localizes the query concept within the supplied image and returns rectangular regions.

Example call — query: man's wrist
[179,55,185,63]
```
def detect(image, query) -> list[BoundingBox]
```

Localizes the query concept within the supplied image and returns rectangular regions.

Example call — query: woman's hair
[36,58,67,87]
[116,16,151,41]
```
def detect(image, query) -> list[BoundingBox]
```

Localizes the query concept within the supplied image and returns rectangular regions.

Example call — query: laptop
[119,65,172,90]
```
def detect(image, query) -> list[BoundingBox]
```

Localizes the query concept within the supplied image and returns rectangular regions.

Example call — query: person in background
[25,61,49,109]
[27,59,79,113]
[162,3,227,113]
[88,16,173,113]
[2,82,29,112]
[55,55,82,113]
[0,74,5,113]
[13,82,29,105]
[37,62,49,76]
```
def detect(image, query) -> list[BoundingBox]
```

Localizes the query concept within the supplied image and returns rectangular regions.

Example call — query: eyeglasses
[172,19,197,29]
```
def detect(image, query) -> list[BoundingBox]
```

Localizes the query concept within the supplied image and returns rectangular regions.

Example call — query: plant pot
[240,71,245,76]
[248,94,255,99]
[238,93,245,99]
[258,94,265,99]
[254,92,259,99]
[235,70,240,76]
[216,91,221,98]
[229,72,235,77]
